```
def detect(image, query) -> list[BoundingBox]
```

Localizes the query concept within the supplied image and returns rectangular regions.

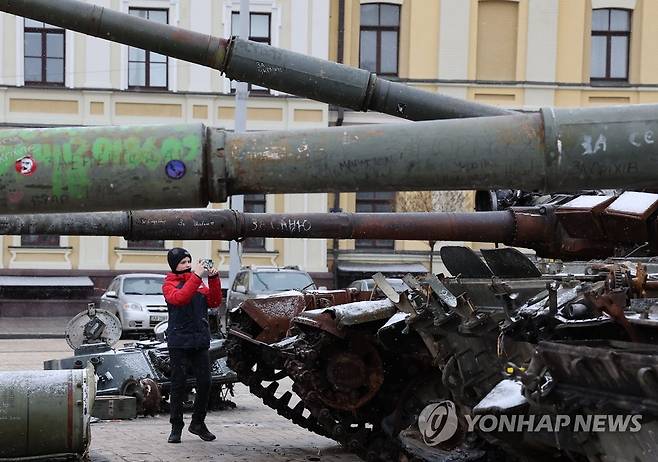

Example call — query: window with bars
[126,240,165,249]
[355,192,395,250]
[359,3,400,76]
[24,19,65,86]
[590,8,631,82]
[243,194,266,250]
[231,12,271,92]
[21,235,60,247]
[128,8,168,89]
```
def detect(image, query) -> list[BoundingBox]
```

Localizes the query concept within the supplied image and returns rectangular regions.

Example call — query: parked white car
[99,273,168,333]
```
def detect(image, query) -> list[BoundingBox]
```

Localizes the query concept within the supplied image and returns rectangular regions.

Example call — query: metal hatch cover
[65,304,122,350]
[439,246,493,278]
[481,248,542,278]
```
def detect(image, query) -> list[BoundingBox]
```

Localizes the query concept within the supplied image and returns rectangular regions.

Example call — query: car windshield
[251,272,315,293]
[123,277,164,295]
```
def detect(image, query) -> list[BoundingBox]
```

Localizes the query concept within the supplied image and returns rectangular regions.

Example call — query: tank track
[283,328,410,461]
[225,312,331,438]
[225,311,415,461]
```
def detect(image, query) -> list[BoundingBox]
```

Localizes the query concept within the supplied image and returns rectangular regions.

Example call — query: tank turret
[2,190,657,259]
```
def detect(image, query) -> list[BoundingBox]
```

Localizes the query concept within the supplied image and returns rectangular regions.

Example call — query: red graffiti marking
[15,156,37,176]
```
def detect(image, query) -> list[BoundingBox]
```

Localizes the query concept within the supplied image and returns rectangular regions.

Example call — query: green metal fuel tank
[0,365,96,459]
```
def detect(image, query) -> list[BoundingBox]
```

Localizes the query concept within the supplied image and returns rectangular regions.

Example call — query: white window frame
[16,18,74,88]
[120,0,179,92]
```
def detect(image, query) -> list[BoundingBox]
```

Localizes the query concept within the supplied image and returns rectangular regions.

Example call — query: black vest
[166,280,211,349]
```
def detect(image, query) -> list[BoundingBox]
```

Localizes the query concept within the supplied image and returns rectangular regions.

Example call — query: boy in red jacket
[162,247,221,443]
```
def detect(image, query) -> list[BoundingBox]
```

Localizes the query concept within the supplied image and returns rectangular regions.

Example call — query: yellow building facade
[0,0,332,286]
[327,0,658,285]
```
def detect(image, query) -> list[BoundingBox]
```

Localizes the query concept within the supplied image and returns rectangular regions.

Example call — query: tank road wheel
[284,329,418,462]
[320,334,384,412]
[120,377,162,416]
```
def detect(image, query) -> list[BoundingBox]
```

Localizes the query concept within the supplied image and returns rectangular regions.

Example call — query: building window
[355,192,395,250]
[359,3,400,76]
[128,8,168,89]
[591,8,630,82]
[24,19,65,85]
[21,235,60,247]
[231,12,271,92]
[243,194,266,250]
[126,240,165,249]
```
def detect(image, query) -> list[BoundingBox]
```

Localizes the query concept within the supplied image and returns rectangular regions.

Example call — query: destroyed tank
[2,1,658,461]
[5,196,658,461]
[44,303,237,416]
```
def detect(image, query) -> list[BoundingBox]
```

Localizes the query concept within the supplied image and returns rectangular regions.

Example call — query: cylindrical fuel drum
[0,365,96,459]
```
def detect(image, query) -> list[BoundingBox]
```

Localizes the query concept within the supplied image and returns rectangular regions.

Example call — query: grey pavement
[0,315,69,338]
[88,384,359,462]
[0,338,361,462]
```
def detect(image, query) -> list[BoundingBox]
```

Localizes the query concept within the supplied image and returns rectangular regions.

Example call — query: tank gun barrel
[0,0,511,121]
[3,190,658,260]
[0,209,517,242]
[1,105,658,214]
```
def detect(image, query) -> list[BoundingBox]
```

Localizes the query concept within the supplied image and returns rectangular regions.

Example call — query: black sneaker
[168,426,183,443]
[188,422,216,441]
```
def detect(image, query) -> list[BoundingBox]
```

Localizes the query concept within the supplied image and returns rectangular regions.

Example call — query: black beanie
[167,247,191,273]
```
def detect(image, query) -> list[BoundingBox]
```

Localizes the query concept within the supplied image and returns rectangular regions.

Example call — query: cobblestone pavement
[0,338,361,462]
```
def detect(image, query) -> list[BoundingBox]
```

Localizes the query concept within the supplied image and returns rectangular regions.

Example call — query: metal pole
[229,0,250,286]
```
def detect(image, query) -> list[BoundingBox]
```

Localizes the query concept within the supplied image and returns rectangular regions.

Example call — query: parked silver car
[226,266,316,312]
[99,273,167,333]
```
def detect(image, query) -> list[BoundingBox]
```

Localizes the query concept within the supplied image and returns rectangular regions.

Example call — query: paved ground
[0,332,360,462]
[0,316,70,338]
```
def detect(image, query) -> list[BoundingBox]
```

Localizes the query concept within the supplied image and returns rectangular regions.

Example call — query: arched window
[590,8,631,82]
